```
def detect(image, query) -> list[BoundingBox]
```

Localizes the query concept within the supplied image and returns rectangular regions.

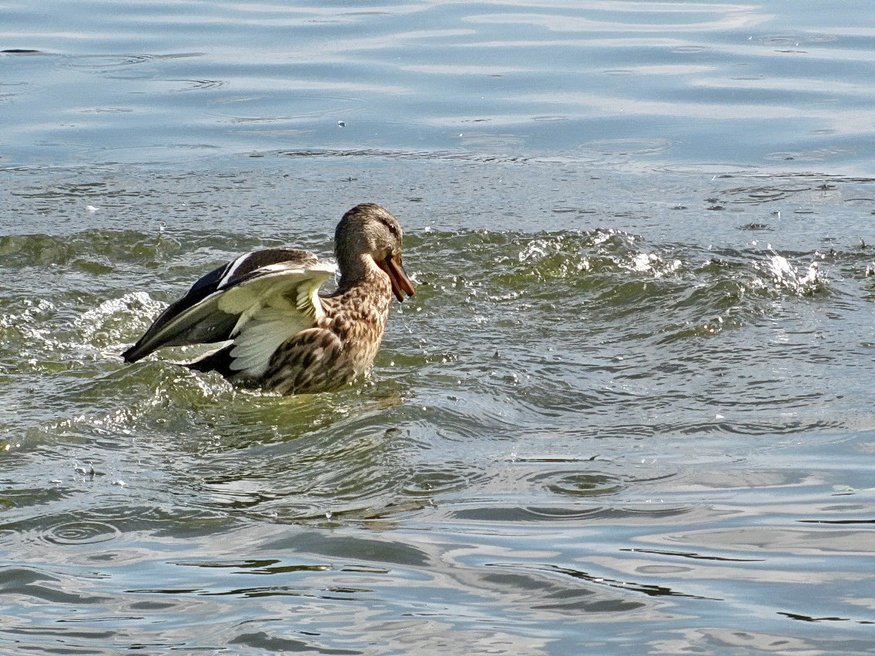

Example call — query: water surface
[4,1,875,171]
[2,2,875,655]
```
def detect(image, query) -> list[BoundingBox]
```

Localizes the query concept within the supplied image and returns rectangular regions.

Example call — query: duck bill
[380,255,416,302]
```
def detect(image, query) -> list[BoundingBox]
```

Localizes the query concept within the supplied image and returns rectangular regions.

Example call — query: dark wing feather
[123,248,330,363]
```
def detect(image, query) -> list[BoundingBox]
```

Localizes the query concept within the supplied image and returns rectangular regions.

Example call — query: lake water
[2,2,875,654]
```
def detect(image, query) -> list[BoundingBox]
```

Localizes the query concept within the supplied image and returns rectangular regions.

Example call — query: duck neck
[337,253,380,292]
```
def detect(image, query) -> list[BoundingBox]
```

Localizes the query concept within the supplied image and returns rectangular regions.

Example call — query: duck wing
[122,248,336,368]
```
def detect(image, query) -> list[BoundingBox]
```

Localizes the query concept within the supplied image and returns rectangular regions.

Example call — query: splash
[77,291,160,329]
[0,298,63,357]
[758,251,826,295]
[70,291,166,358]
[512,229,683,282]
[626,252,683,278]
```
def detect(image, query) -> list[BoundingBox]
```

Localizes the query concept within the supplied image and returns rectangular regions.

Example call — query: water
[3,2,875,654]
[5,1,875,171]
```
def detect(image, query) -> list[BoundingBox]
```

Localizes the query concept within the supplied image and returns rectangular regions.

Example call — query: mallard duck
[122,203,415,394]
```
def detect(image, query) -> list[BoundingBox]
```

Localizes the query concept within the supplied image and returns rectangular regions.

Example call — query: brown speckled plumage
[123,203,415,395]
[260,270,392,394]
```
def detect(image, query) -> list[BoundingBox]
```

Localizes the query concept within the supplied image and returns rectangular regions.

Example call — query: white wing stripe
[217,251,254,289]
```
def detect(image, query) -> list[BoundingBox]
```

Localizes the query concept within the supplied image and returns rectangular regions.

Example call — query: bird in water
[122,203,415,395]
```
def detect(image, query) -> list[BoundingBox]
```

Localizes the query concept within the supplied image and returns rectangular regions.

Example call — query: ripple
[62,53,204,71]
[41,520,120,545]
[171,78,228,91]
[530,471,622,498]
[402,469,469,497]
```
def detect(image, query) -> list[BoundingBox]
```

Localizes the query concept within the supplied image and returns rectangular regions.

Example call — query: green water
[2,159,875,653]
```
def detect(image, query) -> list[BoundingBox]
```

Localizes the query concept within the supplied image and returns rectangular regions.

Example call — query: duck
[122,203,415,395]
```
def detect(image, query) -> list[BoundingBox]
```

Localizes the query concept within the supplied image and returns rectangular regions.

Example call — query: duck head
[335,203,416,302]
